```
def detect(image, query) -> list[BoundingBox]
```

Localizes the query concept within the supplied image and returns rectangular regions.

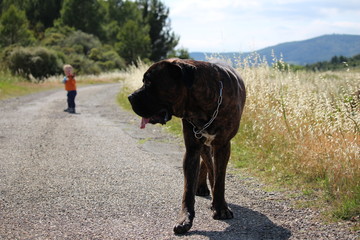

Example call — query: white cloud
[319,7,340,16]
[163,0,360,52]
[333,21,360,29]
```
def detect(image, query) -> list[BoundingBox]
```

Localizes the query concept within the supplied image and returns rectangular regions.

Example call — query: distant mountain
[190,34,360,65]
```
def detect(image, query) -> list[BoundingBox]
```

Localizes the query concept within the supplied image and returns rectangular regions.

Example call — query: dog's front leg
[173,121,201,234]
[212,141,234,220]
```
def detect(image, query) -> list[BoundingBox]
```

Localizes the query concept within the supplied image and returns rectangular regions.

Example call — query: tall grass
[118,56,359,221]
[232,53,359,220]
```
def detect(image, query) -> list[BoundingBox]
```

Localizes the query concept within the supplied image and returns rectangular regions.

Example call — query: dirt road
[0,84,357,239]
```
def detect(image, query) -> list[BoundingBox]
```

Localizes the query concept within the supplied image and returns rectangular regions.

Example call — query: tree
[0,4,35,47]
[25,0,63,32]
[167,47,191,59]
[106,0,141,26]
[115,20,151,64]
[331,56,339,64]
[60,0,106,40]
[104,0,142,45]
[1,0,28,12]
[138,0,179,61]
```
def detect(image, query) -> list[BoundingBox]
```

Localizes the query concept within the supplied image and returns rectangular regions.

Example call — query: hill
[190,34,360,65]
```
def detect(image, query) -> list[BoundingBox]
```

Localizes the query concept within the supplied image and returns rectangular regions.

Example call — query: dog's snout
[128,93,134,103]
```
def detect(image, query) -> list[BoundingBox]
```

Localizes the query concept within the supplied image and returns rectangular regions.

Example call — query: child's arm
[62,76,67,84]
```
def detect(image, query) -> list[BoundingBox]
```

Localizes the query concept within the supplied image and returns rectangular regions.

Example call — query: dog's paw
[173,213,193,234]
[196,184,210,196]
[212,207,234,220]
[173,222,192,235]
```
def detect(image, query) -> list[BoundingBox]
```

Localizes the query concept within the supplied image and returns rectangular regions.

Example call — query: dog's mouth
[140,109,172,129]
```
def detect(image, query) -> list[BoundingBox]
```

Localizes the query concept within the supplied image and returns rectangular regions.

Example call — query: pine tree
[139,0,179,61]
[25,0,63,30]
[115,19,151,64]
[60,0,106,40]
[0,4,35,47]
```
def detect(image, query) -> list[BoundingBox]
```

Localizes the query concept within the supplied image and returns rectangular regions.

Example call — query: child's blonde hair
[63,64,73,73]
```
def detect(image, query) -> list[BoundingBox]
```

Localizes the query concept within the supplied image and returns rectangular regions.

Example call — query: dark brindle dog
[128,58,246,234]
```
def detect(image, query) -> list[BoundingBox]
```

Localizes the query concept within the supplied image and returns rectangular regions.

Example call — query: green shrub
[6,46,63,81]
[63,31,102,55]
[67,54,101,75]
[88,47,126,71]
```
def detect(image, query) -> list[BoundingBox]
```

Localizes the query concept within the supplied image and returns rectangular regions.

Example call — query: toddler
[63,64,77,114]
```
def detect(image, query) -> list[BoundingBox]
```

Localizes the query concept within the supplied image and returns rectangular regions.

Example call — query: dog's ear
[168,61,196,88]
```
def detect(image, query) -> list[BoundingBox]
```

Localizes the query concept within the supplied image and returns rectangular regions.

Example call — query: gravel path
[0,83,358,239]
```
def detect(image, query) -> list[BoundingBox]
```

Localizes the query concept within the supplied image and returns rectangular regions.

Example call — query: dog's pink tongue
[140,118,150,129]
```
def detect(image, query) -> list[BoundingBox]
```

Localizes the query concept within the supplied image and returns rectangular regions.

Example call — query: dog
[128,58,246,234]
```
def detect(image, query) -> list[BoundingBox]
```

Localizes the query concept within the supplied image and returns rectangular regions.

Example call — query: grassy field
[0,71,60,100]
[117,58,359,223]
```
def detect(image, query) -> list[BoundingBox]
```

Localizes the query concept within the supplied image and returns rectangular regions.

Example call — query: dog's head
[128,59,196,128]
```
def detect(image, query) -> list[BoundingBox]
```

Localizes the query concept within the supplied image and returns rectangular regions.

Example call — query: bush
[41,29,126,74]
[67,54,101,75]
[6,46,63,81]
[63,31,102,55]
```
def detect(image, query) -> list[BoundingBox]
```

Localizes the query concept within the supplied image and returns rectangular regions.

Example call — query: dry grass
[232,54,359,220]
[46,71,125,84]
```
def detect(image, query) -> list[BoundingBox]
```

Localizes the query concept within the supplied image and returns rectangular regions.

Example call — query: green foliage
[115,20,151,64]
[305,54,360,71]
[0,4,35,47]
[0,0,179,78]
[167,47,191,59]
[103,20,122,46]
[41,28,126,74]
[60,0,106,40]
[332,188,360,221]
[25,0,63,33]
[63,31,102,55]
[89,47,126,71]
[139,0,179,61]
[1,0,28,12]
[6,46,62,81]
[106,0,141,26]
[67,54,101,75]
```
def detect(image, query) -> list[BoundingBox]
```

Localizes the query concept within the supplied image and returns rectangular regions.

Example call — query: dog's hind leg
[196,146,214,196]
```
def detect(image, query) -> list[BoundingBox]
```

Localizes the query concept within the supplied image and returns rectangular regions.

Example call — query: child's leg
[67,91,71,108]
[68,91,77,113]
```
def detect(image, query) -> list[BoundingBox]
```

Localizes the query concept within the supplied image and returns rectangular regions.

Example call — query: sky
[161,0,360,53]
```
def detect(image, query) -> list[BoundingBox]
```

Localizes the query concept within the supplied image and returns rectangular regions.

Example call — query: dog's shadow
[187,203,291,240]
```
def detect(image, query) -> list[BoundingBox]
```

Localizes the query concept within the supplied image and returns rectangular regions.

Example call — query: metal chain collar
[187,81,223,139]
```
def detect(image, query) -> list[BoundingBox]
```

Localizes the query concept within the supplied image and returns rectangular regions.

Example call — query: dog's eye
[144,78,151,87]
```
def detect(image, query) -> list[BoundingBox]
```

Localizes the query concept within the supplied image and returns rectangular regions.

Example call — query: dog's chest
[201,132,216,146]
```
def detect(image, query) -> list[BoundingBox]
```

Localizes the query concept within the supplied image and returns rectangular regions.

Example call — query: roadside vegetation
[0,0,189,82]
[117,56,359,224]
[0,0,187,99]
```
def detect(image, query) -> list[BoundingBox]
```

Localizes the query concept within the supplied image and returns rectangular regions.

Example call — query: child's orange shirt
[65,75,76,91]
